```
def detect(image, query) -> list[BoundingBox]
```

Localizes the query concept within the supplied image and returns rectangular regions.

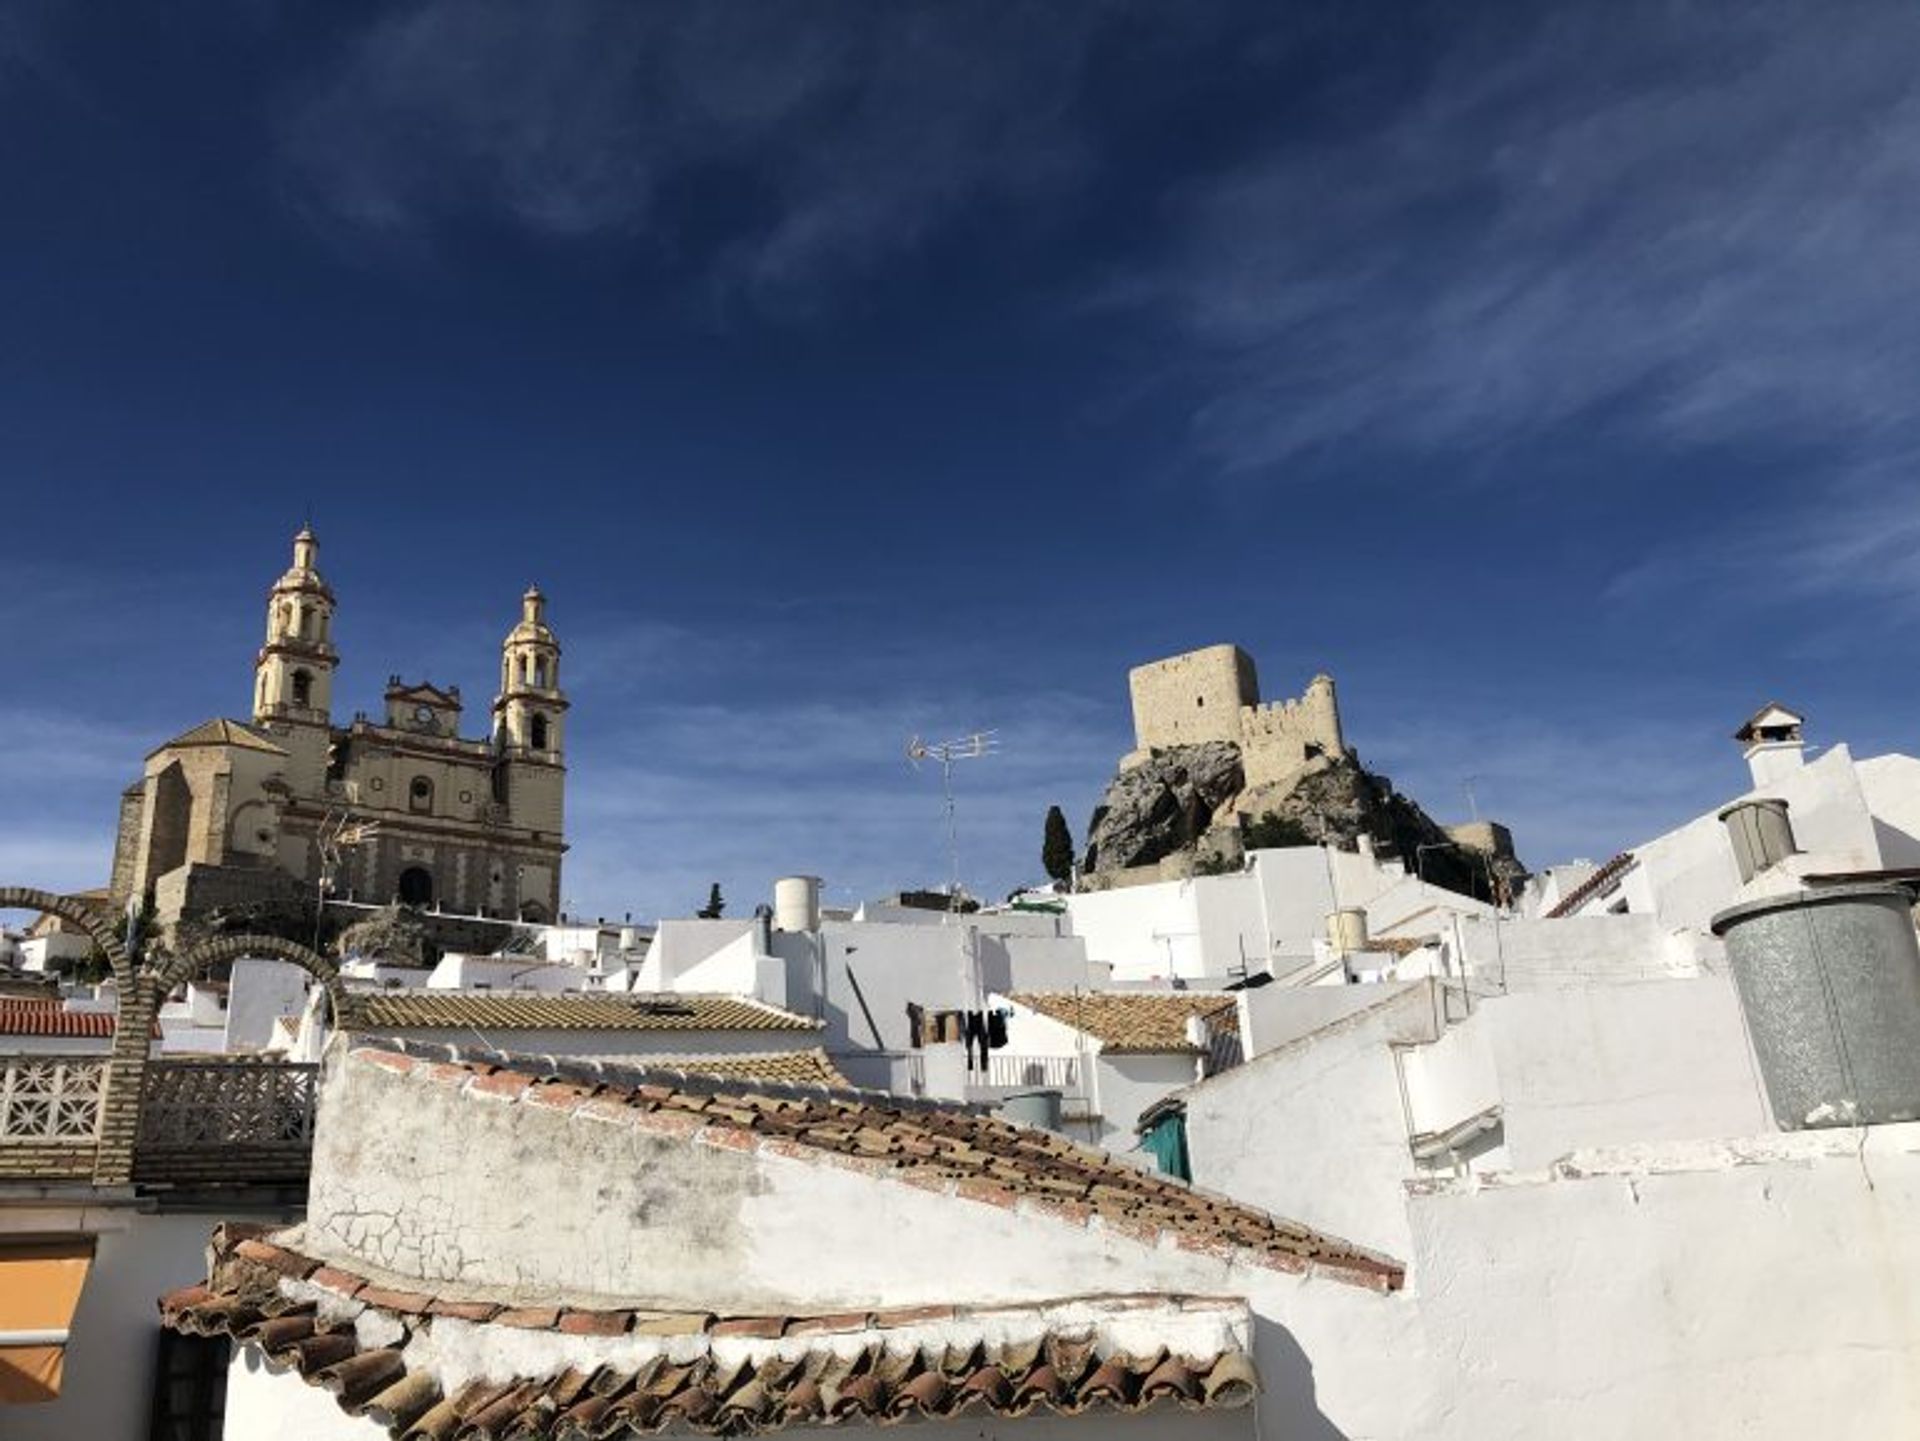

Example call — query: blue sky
[3,1,1917,920]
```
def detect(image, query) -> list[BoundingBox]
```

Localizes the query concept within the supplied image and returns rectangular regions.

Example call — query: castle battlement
[1122,646,1346,793]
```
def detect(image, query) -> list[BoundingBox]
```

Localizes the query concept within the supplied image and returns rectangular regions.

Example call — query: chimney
[1733,702,1807,788]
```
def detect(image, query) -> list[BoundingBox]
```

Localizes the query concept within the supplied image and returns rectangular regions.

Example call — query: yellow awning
[0,1238,95,1404]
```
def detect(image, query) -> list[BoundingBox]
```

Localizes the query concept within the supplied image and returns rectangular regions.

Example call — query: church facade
[108,529,568,932]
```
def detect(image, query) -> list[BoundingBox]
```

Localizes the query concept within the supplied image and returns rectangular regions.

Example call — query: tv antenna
[314,808,381,947]
[906,731,1000,907]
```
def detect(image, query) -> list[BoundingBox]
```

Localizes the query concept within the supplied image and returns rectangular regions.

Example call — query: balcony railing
[135,1058,318,1185]
[0,1056,105,1145]
[982,1054,1081,1091]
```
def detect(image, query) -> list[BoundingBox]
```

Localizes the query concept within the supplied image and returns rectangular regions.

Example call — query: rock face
[1083,743,1244,874]
[1084,746,1525,903]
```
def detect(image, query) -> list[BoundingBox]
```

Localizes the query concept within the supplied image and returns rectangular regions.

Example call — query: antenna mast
[905,730,1000,908]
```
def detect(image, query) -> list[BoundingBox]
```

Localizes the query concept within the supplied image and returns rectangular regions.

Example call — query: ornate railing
[0,1056,105,1144]
[135,1059,317,1185]
[984,1054,1082,1091]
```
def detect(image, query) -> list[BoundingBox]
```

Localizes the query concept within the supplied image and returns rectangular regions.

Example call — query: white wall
[1237,979,1431,1059]
[1094,1051,1201,1151]
[225,960,312,1052]
[1563,746,1884,931]
[426,954,586,993]
[770,920,974,1054]
[19,932,93,973]
[1405,1128,1920,1440]
[1466,979,1769,1168]
[1184,982,1445,1258]
[1066,882,1203,980]
[303,1047,1408,1440]
[1451,912,1713,992]
[2,1207,245,1441]
[1856,752,1920,867]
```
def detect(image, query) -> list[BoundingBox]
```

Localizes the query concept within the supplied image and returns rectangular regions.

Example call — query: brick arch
[153,933,346,1017]
[0,885,134,993]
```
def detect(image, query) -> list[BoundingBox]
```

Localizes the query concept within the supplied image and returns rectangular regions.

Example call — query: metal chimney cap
[1709,882,1915,937]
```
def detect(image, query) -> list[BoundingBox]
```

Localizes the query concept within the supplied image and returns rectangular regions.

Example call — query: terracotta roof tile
[1010,991,1239,1053]
[350,1043,1401,1291]
[161,1228,1261,1439]
[336,992,820,1034]
[0,996,146,1038]
[1544,851,1636,919]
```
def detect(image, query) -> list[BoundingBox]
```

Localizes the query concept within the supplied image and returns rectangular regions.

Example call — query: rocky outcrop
[1083,742,1244,874]
[335,905,430,966]
[1084,746,1525,904]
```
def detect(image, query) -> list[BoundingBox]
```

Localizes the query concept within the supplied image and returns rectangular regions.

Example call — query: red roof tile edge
[160,1225,1262,1441]
[1544,851,1636,919]
[344,1044,1405,1294]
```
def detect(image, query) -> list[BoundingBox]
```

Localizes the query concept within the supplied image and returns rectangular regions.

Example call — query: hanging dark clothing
[964,1010,990,1072]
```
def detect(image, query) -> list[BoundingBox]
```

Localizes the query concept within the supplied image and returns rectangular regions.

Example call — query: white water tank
[1328,908,1369,954]
[774,876,823,934]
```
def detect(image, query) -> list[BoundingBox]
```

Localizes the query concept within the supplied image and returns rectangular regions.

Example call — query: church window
[397,866,434,908]
[409,776,433,814]
[530,713,549,750]
[291,670,312,708]
[534,657,548,688]
[520,655,532,684]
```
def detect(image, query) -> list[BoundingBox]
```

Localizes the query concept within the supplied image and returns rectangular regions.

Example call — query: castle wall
[1123,646,1346,797]
[1125,645,1259,761]
[1238,676,1345,790]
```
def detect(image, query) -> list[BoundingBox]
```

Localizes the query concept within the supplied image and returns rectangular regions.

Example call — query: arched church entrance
[397,867,434,908]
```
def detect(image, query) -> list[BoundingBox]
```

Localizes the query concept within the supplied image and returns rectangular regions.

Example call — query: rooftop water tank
[1328,908,1369,954]
[773,876,823,934]
[1000,1088,1064,1133]
[1718,797,1796,884]
[1711,884,1920,1129]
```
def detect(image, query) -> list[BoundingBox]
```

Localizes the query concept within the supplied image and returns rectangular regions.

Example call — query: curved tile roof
[162,1226,1259,1440]
[1010,991,1239,1053]
[337,992,820,1033]
[348,1045,1401,1291]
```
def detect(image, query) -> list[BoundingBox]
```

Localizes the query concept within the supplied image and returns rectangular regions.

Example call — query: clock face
[414,704,437,725]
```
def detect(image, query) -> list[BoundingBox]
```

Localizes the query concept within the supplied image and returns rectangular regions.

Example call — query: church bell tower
[492,586,566,920]
[254,527,338,725]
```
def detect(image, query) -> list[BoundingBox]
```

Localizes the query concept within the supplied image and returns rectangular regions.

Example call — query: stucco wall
[1095,1051,1201,1151]
[1405,1129,1920,1440]
[3,1207,250,1441]
[1183,984,1445,1258]
[1471,979,1769,1168]
[1449,912,1710,991]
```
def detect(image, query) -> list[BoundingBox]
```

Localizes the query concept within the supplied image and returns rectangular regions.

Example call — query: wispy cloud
[1605,455,1920,627]
[1140,1,1920,474]
[281,0,1118,293]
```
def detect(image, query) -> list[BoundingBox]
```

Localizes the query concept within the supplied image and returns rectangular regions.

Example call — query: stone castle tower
[1121,644,1347,792]
[110,529,569,932]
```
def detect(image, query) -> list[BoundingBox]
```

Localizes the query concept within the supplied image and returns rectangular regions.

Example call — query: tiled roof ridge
[348,1045,1404,1293]
[1544,850,1636,919]
[378,1041,860,1097]
[160,1227,1261,1439]
[337,990,823,1032]
[1008,990,1242,1053]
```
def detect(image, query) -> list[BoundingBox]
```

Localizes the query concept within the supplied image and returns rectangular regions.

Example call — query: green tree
[697,883,725,920]
[1042,805,1075,886]
[1244,812,1314,849]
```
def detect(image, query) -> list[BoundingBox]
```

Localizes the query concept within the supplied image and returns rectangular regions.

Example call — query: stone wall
[1125,645,1258,762]
[1122,646,1346,798]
